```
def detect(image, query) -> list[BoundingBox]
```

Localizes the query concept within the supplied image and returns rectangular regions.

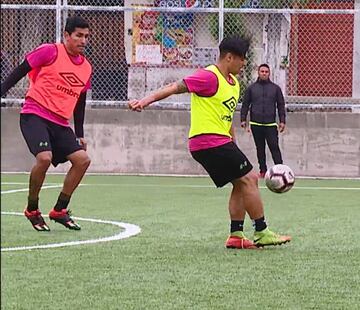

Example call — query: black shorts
[191,142,253,187]
[20,113,83,167]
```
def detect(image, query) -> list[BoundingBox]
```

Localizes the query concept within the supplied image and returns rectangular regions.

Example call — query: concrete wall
[1,108,360,177]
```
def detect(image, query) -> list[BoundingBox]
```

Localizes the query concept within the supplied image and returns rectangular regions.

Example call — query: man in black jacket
[240,64,286,178]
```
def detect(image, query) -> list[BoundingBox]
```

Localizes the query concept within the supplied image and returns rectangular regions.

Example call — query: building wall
[353,0,360,98]
[288,2,354,97]
[2,108,360,177]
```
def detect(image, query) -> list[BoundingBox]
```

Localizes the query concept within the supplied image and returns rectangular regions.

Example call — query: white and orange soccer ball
[265,164,295,194]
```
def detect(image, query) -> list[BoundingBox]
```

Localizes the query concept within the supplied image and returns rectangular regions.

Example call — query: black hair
[64,16,89,34]
[219,35,250,58]
[258,63,270,70]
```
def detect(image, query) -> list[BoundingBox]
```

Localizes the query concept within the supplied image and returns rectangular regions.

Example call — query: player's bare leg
[28,151,52,200]
[228,186,246,221]
[234,171,264,219]
[62,150,91,196]
[49,150,90,230]
[24,151,52,231]
[225,176,258,249]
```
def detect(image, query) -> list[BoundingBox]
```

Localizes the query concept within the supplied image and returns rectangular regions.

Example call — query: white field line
[1,183,360,191]
[1,184,63,194]
[1,212,141,252]
[1,185,141,252]
[2,180,358,251]
[79,183,360,191]
[2,182,61,185]
[1,171,359,180]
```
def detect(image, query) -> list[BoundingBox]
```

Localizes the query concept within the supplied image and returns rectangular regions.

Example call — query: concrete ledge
[1,107,360,177]
[286,96,360,104]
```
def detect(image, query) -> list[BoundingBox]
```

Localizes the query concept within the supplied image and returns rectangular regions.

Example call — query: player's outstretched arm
[129,80,188,112]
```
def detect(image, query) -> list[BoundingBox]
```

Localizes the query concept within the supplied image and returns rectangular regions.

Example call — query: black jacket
[240,78,286,124]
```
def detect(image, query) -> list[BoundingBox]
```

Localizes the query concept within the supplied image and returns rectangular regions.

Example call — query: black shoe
[48,209,81,230]
[24,208,50,231]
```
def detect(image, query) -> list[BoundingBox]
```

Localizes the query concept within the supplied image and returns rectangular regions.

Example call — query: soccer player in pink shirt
[129,35,291,249]
[1,16,92,231]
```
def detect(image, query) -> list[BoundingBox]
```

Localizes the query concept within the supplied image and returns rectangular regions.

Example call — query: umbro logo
[59,72,85,87]
[222,96,237,113]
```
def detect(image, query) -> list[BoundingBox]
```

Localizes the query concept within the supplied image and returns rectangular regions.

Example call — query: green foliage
[209,0,315,99]
[210,7,254,101]
[209,1,248,47]
[220,11,254,101]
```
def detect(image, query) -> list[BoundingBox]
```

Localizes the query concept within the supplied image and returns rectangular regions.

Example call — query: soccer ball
[265,164,295,194]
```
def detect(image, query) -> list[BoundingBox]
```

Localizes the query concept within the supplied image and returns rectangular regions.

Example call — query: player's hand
[278,122,285,133]
[240,121,250,132]
[128,99,147,112]
[77,138,87,151]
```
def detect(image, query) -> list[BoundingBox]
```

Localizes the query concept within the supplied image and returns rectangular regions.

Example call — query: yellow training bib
[189,65,240,138]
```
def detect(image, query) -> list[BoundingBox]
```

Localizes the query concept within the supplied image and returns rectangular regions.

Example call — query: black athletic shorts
[191,142,253,188]
[20,113,83,167]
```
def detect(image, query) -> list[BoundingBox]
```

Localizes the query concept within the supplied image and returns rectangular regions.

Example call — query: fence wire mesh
[1,0,359,110]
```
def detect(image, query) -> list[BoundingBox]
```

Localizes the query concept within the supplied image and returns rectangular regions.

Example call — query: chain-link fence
[1,0,359,110]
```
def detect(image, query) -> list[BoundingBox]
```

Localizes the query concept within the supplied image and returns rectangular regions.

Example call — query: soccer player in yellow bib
[129,35,291,249]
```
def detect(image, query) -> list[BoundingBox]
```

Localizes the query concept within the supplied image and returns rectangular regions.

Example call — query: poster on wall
[158,0,214,8]
[162,13,194,65]
[132,1,197,65]
[132,9,162,64]
[135,45,163,64]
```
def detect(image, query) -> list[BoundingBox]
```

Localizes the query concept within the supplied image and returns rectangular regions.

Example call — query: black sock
[27,197,39,212]
[230,220,244,233]
[253,216,267,232]
[54,192,71,211]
